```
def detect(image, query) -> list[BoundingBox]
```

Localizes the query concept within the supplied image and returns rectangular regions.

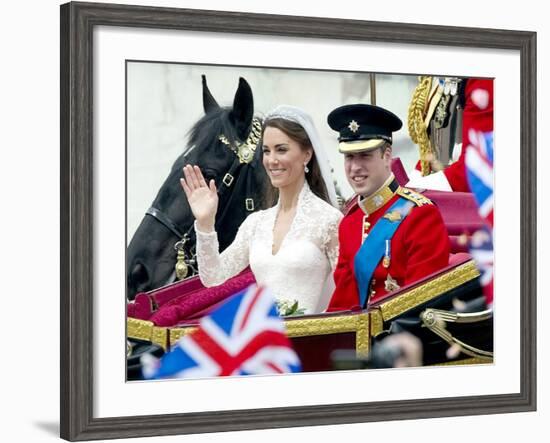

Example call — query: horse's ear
[230,77,254,140]
[202,75,220,114]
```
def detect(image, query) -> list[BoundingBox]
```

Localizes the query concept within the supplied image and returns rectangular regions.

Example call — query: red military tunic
[443,78,494,192]
[327,182,450,311]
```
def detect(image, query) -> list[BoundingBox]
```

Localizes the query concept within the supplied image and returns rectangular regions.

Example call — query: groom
[326,104,450,311]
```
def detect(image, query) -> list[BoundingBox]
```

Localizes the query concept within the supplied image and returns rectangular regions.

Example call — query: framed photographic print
[60,1,536,440]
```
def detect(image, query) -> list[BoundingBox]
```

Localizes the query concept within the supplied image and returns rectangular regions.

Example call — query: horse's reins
[145,117,262,281]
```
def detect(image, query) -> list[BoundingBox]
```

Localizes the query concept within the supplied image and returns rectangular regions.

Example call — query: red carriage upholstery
[127,268,256,324]
[392,157,483,236]
[127,276,205,320]
[394,157,483,252]
[424,190,483,235]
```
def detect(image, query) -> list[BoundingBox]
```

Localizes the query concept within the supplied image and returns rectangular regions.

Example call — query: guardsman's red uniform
[327,175,450,311]
[443,78,494,192]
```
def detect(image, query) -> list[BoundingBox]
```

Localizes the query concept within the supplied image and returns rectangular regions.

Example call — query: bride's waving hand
[180,165,218,232]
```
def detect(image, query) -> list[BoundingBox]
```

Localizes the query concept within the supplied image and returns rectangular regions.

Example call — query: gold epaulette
[396,187,433,206]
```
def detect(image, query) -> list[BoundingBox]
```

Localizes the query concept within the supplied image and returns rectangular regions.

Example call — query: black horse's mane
[183,106,245,164]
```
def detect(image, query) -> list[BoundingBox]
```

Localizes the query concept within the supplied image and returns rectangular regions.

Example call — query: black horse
[127,76,267,300]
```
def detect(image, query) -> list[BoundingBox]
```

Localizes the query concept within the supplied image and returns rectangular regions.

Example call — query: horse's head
[127,76,266,300]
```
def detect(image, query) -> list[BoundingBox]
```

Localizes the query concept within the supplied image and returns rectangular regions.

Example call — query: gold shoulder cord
[408,76,434,177]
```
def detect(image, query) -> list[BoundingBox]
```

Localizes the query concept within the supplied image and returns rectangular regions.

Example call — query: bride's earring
[304,163,309,173]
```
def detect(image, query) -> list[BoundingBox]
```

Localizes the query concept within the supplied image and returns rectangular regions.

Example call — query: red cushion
[148,269,256,326]
[127,293,156,320]
[127,267,255,321]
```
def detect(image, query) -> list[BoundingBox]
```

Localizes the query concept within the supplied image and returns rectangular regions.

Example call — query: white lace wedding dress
[195,181,343,314]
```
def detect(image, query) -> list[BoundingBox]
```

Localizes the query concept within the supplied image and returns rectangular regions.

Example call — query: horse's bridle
[144,206,197,280]
[144,117,262,282]
[145,207,189,240]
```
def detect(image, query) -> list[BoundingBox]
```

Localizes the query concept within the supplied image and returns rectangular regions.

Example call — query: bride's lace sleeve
[195,213,257,287]
[322,210,343,270]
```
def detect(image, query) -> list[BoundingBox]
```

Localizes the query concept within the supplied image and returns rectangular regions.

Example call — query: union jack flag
[469,226,494,306]
[465,128,494,306]
[465,128,494,227]
[142,285,301,379]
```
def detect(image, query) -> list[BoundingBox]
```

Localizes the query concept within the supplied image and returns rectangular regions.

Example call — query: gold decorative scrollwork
[420,308,493,360]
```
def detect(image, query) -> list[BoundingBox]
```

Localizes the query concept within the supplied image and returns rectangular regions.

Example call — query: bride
[180,105,342,314]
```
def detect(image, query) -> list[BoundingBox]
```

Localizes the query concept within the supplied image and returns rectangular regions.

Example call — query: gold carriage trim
[168,312,371,356]
[127,318,171,349]
[377,260,480,321]
[127,318,154,342]
[355,314,370,357]
[285,313,370,357]
[169,325,199,348]
[369,308,385,338]
[431,357,493,367]
[151,326,169,349]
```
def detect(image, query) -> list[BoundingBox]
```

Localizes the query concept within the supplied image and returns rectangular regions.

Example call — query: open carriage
[127,164,494,378]
[126,74,494,378]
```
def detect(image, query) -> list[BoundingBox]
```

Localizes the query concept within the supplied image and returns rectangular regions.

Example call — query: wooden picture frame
[60,1,536,440]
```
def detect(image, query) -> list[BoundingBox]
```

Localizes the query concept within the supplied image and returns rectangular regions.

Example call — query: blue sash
[354,197,414,307]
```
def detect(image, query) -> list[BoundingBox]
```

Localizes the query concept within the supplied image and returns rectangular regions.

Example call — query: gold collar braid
[218,118,262,164]
[359,174,400,216]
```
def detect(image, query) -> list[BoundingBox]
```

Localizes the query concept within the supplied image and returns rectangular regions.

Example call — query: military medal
[382,239,391,268]
[384,274,400,292]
